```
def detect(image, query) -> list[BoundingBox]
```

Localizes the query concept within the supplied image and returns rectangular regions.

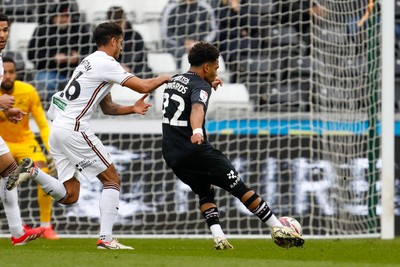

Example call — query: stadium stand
[132,21,162,51]
[147,52,177,75]
[1,0,391,114]
[207,83,251,114]
[8,22,37,70]
[131,0,169,23]
[0,0,36,22]
[76,0,136,24]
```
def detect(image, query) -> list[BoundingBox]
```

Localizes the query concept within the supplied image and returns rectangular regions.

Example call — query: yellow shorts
[6,138,47,164]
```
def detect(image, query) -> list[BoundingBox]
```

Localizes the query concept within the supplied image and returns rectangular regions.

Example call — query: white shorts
[49,125,113,183]
[0,136,10,156]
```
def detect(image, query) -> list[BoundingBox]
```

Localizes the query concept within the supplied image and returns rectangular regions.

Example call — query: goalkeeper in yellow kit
[0,57,59,239]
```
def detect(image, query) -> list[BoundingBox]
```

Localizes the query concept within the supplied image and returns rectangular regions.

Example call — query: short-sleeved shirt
[48,51,134,132]
[162,72,213,167]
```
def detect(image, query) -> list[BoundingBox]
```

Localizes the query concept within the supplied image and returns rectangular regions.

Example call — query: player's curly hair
[188,42,220,67]
[93,22,123,47]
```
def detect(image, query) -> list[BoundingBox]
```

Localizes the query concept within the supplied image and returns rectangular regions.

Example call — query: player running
[0,57,59,239]
[7,21,170,249]
[0,12,45,245]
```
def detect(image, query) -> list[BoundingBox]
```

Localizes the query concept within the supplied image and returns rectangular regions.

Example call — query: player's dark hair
[2,56,15,65]
[188,42,220,67]
[0,13,10,25]
[93,22,123,47]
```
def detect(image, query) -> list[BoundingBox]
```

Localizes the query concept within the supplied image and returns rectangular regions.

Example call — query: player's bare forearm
[101,101,133,115]
[190,103,205,144]
[123,74,171,94]
[100,93,129,115]
[190,104,205,129]
[100,93,151,116]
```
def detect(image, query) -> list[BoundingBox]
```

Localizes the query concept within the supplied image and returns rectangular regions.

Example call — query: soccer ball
[279,216,302,236]
[272,216,304,249]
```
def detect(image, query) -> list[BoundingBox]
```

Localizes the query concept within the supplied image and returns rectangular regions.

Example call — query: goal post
[381,0,395,239]
[0,0,395,239]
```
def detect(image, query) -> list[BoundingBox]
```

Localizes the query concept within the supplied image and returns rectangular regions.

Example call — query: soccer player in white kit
[0,12,45,245]
[7,21,171,249]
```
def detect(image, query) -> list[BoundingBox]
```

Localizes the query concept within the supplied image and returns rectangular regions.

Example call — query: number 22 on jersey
[162,92,187,127]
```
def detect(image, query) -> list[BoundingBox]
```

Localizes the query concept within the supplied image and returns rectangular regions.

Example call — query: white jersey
[49,51,134,131]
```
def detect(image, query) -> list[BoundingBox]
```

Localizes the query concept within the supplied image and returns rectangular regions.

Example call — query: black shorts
[171,148,241,195]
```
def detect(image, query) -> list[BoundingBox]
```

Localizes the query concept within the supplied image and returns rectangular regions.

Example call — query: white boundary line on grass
[0,234,381,239]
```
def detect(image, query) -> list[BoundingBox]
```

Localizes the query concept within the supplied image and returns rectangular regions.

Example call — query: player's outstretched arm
[123,74,171,94]
[99,93,152,116]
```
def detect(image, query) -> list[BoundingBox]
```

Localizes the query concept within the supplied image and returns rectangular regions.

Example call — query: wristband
[193,128,203,136]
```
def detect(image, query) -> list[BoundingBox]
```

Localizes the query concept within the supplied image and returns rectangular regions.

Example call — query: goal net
[0,0,389,238]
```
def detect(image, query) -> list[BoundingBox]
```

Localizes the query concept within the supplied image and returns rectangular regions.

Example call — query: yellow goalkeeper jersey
[0,80,50,151]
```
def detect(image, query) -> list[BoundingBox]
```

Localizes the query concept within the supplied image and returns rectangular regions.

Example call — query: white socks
[99,188,120,242]
[210,224,226,239]
[266,214,283,228]
[0,178,24,237]
[32,167,67,201]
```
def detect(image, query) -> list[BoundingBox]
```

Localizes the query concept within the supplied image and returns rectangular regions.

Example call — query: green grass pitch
[1,237,400,267]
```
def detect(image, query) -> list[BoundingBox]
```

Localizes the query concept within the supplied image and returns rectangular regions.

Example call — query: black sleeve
[191,85,212,108]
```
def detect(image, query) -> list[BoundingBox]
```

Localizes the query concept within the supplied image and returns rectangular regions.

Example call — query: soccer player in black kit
[162,42,304,250]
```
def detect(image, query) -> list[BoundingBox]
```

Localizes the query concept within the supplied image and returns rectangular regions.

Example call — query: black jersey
[162,72,214,167]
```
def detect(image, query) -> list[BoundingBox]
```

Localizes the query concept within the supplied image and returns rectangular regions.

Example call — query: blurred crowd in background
[0,0,391,112]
